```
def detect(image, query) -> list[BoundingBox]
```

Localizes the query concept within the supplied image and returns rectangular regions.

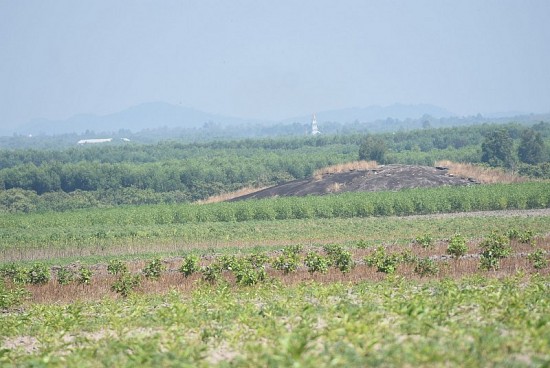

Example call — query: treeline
[2,122,547,168]
[0,122,548,213]
[2,183,549,240]
[0,149,352,196]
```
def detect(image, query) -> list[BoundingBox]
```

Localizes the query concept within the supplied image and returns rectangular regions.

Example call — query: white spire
[311,113,320,135]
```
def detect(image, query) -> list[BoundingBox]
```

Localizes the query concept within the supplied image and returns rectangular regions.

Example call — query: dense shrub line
[4,182,547,229]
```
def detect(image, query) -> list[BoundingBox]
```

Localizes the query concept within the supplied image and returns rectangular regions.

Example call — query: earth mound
[231,164,479,201]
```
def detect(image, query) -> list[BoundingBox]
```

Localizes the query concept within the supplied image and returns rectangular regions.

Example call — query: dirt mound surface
[231,164,479,201]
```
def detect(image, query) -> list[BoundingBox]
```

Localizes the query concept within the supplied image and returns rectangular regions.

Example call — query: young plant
[246,253,269,268]
[219,255,239,271]
[284,244,303,255]
[507,229,535,244]
[527,249,548,270]
[365,247,401,274]
[111,273,141,297]
[414,258,439,277]
[447,234,468,258]
[304,252,331,274]
[355,240,369,249]
[179,254,200,278]
[272,252,300,274]
[415,234,434,248]
[399,249,419,265]
[57,266,75,285]
[324,245,355,273]
[0,278,28,309]
[77,266,93,285]
[234,262,267,286]
[479,233,512,271]
[0,263,30,284]
[107,259,128,275]
[28,263,50,285]
[142,258,165,280]
[201,264,222,284]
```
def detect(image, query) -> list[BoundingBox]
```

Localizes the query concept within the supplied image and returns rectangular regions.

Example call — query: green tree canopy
[518,128,545,164]
[481,129,514,168]
[359,135,386,163]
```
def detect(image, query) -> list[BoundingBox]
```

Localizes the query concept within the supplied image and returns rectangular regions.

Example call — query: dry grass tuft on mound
[313,160,378,180]
[436,160,529,184]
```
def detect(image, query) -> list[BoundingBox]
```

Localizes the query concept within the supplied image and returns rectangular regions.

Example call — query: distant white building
[311,113,321,135]
[77,138,113,145]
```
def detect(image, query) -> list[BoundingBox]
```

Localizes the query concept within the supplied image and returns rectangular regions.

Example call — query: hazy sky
[1,0,549,128]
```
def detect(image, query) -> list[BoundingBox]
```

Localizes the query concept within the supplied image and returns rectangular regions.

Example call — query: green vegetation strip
[1,276,549,366]
[2,212,550,265]
[2,182,550,228]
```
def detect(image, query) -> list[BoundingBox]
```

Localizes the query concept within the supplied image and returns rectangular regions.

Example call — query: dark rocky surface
[232,164,479,201]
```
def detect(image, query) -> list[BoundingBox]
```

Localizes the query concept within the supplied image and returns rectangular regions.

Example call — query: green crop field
[2,202,550,366]
[2,276,550,367]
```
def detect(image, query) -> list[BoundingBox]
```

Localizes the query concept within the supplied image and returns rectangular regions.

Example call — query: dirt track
[232,164,478,201]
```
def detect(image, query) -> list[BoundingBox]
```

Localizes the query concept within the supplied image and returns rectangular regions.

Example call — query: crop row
[2,230,548,307]
[1,182,549,232]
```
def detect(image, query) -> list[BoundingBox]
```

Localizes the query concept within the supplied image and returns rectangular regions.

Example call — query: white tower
[311,113,321,135]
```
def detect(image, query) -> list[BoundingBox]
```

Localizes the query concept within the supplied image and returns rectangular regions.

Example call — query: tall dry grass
[313,160,378,180]
[435,160,528,184]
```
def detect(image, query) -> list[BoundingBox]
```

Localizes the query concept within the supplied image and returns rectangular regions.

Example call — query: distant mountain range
[283,104,454,124]
[10,102,456,136]
[13,102,267,135]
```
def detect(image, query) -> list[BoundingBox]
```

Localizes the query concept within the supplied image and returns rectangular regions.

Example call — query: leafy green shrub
[284,244,303,255]
[399,249,419,265]
[414,258,439,277]
[111,273,141,297]
[415,234,434,248]
[365,247,401,274]
[246,253,269,268]
[323,244,343,256]
[272,252,300,274]
[219,255,240,271]
[479,233,512,271]
[234,264,267,286]
[527,249,548,270]
[0,263,30,284]
[142,258,165,280]
[77,266,93,285]
[355,240,369,249]
[107,259,128,275]
[201,264,222,284]
[519,232,535,245]
[507,229,535,244]
[57,266,75,285]
[28,263,50,285]
[447,234,468,258]
[323,244,355,273]
[304,252,331,274]
[179,254,200,277]
[0,278,28,309]
[333,249,355,273]
[506,229,520,240]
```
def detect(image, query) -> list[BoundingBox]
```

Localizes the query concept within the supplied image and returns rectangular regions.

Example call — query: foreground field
[2,276,549,367]
[1,211,549,366]
[2,183,550,366]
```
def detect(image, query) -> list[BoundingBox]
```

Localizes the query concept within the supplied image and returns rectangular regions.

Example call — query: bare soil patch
[232,164,478,201]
